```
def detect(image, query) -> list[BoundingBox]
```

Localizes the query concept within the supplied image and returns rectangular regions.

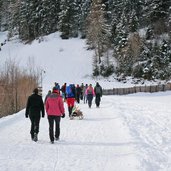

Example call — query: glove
[61,113,65,118]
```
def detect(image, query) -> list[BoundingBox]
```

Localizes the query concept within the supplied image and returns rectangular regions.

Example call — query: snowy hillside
[1,32,171,171]
[0,32,95,94]
[1,32,164,96]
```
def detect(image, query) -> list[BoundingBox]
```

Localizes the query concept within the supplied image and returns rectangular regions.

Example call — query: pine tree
[79,0,91,38]
[58,0,81,38]
[69,0,80,37]
[0,0,11,31]
[7,0,21,38]
[149,0,170,22]
[19,0,42,40]
[58,0,70,39]
[0,0,2,30]
[40,0,60,35]
[19,0,29,40]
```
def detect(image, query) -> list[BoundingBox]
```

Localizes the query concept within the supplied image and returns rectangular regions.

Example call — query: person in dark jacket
[25,88,45,142]
[94,82,103,107]
[80,83,84,100]
[61,83,67,101]
[75,84,81,103]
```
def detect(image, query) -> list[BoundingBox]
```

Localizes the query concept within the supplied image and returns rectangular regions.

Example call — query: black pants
[76,94,80,103]
[48,115,61,142]
[29,115,40,138]
[87,94,93,108]
[95,94,101,107]
[68,106,73,116]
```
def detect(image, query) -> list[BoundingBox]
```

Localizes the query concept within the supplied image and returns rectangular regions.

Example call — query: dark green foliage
[0,0,2,29]
[93,66,100,76]
[0,0,171,80]
[100,64,114,77]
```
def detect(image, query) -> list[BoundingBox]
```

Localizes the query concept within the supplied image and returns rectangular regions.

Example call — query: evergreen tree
[69,0,80,37]
[40,0,60,35]
[0,0,2,30]
[19,0,42,40]
[58,0,80,38]
[149,0,170,23]
[0,0,11,31]
[19,0,29,40]
[78,0,91,38]
[58,0,70,39]
[7,0,21,38]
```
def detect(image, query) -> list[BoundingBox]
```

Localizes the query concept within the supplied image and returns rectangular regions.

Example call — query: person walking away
[45,87,65,144]
[66,84,75,117]
[25,88,45,142]
[85,84,95,108]
[80,83,84,100]
[83,84,88,104]
[76,84,81,103]
[44,90,51,103]
[94,82,102,107]
[61,83,67,101]
[54,82,60,91]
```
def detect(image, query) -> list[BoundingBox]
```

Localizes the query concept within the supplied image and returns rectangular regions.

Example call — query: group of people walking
[25,82,102,144]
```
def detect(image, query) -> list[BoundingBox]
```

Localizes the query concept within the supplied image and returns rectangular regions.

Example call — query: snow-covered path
[0,96,140,171]
[1,93,171,171]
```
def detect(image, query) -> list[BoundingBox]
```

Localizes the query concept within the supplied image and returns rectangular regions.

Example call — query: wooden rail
[102,83,171,95]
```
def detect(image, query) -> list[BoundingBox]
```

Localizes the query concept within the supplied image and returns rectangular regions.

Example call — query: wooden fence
[102,83,171,95]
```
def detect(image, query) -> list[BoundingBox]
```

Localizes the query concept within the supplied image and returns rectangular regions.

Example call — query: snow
[1,32,171,171]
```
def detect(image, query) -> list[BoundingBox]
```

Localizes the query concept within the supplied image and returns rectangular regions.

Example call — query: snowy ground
[0,92,171,171]
[1,32,171,171]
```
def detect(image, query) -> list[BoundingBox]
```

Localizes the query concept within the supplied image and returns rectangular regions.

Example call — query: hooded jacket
[45,93,65,116]
[25,93,45,118]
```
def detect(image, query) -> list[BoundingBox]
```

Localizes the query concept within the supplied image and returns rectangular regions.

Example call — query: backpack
[66,86,74,97]
[95,86,101,94]
[87,88,93,94]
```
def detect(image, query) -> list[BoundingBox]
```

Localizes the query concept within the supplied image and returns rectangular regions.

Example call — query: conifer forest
[0,0,171,80]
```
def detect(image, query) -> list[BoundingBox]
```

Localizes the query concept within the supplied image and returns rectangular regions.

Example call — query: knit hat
[53,87,59,94]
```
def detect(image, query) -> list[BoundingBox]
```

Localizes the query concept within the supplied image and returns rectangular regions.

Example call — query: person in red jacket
[45,87,65,144]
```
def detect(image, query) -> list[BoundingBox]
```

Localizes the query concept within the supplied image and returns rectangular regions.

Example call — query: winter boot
[68,107,72,117]
[55,137,59,141]
[31,133,34,140]
[33,133,38,142]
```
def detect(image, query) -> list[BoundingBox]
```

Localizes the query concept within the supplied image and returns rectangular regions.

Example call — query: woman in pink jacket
[85,84,95,108]
[45,87,65,144]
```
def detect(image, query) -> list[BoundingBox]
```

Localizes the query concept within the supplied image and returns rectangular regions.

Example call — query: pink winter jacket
[85,86,95,96]
[45,93,65,116]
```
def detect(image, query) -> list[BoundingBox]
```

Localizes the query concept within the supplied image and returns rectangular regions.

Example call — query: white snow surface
[0,32,171,171]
